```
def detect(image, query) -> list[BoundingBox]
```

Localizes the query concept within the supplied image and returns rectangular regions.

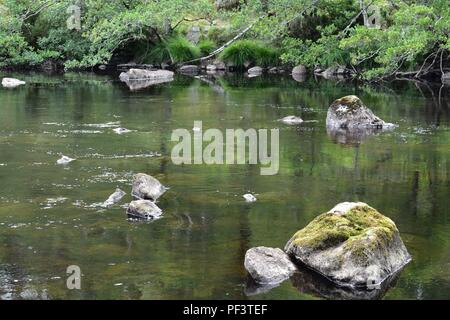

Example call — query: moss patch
[331,95,363,111]
[289,204,397,251]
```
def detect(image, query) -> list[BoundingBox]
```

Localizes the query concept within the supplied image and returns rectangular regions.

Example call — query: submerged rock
[119,69,174,90]
[292,65,307,75]
[113,127,132,134]
[280,116,303,125]
[101,188,126,208]
[326,95,393,130]
[243,193,257,202]
[179,65,199,74]
[119,68,174,81]
[285,202,411,288]
[56,155,75,165]
[127,200,162,220]
[2,78,26,88]
[131,173,166,201]
[245,247,297,284]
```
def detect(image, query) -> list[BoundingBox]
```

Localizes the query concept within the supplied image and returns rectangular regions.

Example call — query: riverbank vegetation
[0,0,448,81]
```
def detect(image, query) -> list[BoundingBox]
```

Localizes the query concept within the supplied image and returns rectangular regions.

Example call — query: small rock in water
[243,193,257,202]
[127,200,162,220]
[245,247,297,284]
[113,127,132,134]
[132,173,166,201]
[2,78,26,88]
[56,155,75,165]
[280,116,303,125]
[101,188,126,208]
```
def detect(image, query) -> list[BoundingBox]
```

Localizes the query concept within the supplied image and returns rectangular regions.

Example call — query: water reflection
[0,72,448,299]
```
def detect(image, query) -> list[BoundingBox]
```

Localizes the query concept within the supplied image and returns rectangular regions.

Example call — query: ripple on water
[40,197,68,210]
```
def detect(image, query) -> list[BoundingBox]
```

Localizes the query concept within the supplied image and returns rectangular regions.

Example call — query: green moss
[290,204,397,252]
[331,95,364,110]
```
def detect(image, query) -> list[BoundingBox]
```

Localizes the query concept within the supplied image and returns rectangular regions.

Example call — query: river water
[0,72,448,299]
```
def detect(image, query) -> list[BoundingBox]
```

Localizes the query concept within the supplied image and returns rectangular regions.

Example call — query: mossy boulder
[326,95,392,130]
[285,202,411,288]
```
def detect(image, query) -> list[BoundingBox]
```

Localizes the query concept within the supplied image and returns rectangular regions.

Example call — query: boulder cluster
[244,202,411,297]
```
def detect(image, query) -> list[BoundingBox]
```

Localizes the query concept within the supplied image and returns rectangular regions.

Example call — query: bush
[219,40,280,68]
[198,39,216,56]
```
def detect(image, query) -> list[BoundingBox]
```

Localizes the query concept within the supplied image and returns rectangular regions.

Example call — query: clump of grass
[219,40,280,68]
[145,41,171,64]
[198,39,216,56]
[166,36,201,63]
[145,36,201,64]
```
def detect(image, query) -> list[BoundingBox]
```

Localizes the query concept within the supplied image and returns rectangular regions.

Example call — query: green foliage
[143,36,201,64]
[219,40,280,67]
[167,36,201,63]
[198,39,216,55]
[0,0,448,79]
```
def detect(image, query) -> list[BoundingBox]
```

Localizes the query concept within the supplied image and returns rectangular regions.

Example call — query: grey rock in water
[127,200,162,220]
[101,188,126,208]
[2,78,26,88]
[292,65,307,75]
[326,95,393,130]
[179,65,199,74]
[119,69,174,90]
[113,127,131,134]
[132,173,166,201]
[285,202,411,289]
[119,68,174,81]
[245,247,297,284]
[206,64,217,72]
[56,155,75,165]
[280,115,303,125]
[247,66,263,76]
[243,193,257,202]
[213,60,226,70]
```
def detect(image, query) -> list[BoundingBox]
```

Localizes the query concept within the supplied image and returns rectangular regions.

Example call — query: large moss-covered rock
[285,202,411,288]
[326,95,394,130]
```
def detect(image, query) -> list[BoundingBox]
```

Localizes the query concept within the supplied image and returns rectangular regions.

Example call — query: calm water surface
[0,72,449,299]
